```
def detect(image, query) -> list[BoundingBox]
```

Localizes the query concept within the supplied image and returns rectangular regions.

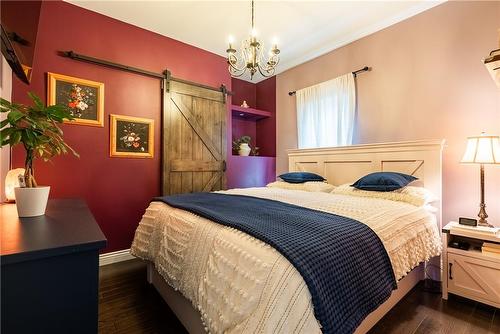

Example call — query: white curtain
[296,73,356,149]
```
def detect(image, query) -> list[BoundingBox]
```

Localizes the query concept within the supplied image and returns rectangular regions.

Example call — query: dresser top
[1,199,107,265]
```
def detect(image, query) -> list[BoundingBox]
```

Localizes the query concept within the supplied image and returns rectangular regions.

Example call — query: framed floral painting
[110,114,154,158]
[47,72,104,127]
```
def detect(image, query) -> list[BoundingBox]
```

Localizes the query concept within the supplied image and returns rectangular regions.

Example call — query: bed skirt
[146,261,424,334]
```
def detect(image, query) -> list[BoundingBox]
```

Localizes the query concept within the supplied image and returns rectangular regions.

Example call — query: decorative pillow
[267,181,335,193]
[278,172,325,184]
[351,172,417,192]
[331,184,438,207]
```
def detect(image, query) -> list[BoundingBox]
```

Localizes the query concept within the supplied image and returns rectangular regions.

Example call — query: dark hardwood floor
[99,260,499,334]
[99,259,186,334]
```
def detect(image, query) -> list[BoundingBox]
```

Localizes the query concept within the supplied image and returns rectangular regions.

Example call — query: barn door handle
[222,160,227,172]
[449,263,453,280]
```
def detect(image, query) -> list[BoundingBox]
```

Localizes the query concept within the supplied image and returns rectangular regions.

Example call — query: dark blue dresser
[1,199,107,334]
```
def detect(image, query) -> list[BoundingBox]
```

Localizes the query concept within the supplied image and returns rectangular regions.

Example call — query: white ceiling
[66,0,443,82]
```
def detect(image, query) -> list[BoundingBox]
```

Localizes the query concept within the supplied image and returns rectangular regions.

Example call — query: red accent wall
[11,1,231,253]
[227,77,276,188]
[231,77,276,157]
[226,156,276,189]
[256,77,276,157]
[231,117,257,146]
[231,79,256,107]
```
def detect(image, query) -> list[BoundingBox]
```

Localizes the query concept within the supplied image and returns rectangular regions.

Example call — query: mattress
[131,187,442,333]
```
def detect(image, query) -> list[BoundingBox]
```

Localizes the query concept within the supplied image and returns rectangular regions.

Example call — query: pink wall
[276,1,500,226]
[11,1,231,252]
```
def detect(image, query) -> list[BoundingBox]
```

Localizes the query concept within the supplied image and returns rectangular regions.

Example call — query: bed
[131,139,445,334]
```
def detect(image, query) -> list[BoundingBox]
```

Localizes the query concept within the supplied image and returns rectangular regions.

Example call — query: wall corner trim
[99,248,135,266]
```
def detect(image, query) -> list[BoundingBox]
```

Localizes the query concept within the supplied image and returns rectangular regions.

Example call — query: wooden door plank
[210,100,223,191]
[171,160,223,172]
[170,81,224,103]
[192,99,204,192]
[203,172,222,192]
[162,80,171,195]
[171,94,222,161]
[220,101,227,190]
[180,94,193,193]
[169,93,183,195]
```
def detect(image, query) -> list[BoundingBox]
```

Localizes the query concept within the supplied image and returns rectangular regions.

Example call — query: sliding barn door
[163,80,227,195]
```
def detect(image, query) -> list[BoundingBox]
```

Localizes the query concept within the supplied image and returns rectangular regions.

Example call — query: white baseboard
[99,248,135,266]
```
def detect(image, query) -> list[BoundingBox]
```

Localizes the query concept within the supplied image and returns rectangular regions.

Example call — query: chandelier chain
[251,0,254,31]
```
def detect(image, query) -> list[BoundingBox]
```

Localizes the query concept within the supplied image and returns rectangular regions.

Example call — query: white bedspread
[131,187,441,333]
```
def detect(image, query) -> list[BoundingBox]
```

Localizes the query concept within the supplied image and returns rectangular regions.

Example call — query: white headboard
[288,139,446,226]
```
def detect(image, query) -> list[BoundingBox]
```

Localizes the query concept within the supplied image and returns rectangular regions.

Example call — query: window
[296,73,356,149]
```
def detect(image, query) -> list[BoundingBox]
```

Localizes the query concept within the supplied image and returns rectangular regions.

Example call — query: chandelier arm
[227,51,246,72]
[228,67,246,77]
[257,63,275,78]
[228,59,245,72]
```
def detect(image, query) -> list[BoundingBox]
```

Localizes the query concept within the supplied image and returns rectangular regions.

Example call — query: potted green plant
[0,92,78,217]
[232,135,252,156]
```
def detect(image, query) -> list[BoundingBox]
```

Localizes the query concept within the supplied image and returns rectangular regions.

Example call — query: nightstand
[441,222,500,308]
[1,199,107,334]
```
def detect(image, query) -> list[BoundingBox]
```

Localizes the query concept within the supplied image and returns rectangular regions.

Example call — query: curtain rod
[288,66,370,96]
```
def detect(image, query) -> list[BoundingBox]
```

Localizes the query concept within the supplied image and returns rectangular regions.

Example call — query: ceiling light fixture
[226,0,280,80]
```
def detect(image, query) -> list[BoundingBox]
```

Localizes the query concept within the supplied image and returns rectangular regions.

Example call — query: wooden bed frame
[147,139,445,334]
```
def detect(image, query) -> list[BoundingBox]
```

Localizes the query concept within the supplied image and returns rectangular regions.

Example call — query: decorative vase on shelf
[14,186,51,217]
[238,143,251,156]
[241,100,249,108]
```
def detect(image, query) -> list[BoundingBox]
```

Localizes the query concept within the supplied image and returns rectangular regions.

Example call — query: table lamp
[461,133,500,227]
[4,168,25,202]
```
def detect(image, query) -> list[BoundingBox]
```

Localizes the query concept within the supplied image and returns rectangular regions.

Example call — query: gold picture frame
[110,114,154,158]
[47,72,104,127]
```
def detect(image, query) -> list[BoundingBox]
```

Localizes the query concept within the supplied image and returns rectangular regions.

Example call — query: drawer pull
[449,263,453,280]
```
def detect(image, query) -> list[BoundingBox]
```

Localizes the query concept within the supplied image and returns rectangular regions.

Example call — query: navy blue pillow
[351,172,417,192]
[279,172,325,184]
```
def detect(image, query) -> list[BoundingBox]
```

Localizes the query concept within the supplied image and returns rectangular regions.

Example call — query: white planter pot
[14,186,50,217]
[238,143,251,156]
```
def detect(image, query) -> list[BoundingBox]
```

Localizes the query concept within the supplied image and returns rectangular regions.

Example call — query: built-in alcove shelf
[231,105,271,121]
[231,154,276,158]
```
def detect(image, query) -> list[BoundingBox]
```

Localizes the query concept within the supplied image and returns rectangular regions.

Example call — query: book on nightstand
[482,242,500,258]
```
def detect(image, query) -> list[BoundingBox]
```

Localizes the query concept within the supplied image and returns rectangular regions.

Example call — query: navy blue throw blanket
[154,193,396,334]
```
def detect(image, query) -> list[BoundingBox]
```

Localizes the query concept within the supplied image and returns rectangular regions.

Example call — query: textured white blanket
[131,187,441,333]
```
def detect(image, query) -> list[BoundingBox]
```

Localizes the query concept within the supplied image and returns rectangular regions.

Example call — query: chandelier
[226,0,280,80]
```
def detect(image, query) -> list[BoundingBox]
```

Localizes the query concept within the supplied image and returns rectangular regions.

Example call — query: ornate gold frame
[47,72,104,127]
[110,114,154,159]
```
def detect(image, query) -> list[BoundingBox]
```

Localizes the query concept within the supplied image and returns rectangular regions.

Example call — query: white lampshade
[5,168,25,202]
[461,134,500,164]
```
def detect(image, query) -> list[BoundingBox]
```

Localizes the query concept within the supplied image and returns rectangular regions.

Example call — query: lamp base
[477,219,494,228]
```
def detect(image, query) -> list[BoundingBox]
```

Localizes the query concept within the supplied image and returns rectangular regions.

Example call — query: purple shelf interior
[231,105,271,121]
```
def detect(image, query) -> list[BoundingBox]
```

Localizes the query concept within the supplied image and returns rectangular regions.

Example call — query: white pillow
[331,184,438,207]
[267,181,335,193]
